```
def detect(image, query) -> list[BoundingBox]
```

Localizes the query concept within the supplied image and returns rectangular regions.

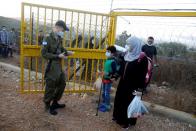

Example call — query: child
[99,46,117,112]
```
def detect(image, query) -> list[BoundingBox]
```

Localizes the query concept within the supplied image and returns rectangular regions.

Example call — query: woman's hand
[133,90,142,96]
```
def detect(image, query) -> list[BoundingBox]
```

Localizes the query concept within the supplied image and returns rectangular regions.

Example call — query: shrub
[156,42,188,57]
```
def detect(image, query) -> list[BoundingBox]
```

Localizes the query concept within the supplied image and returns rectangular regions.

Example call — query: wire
[110,0,114,12]
[111,8,196,25]
[112,0,196,5]
[119,16,130,24]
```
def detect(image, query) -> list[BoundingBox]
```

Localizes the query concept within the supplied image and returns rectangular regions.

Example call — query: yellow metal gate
[20,3,115,93]
[109,11,196,42]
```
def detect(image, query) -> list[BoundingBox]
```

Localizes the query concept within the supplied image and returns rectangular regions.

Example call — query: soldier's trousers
[44,73,66,103]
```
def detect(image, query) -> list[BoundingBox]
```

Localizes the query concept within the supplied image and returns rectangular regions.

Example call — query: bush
[152,58,196,91]
[115,31,131,47]
[156,42,188,57]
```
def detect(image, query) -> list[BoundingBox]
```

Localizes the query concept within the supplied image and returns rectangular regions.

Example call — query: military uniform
[42,32,67,104]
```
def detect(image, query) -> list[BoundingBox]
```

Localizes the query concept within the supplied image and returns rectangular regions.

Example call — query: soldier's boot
[51,100,65,110]
[44,101,50,111]
[49,105,58,115]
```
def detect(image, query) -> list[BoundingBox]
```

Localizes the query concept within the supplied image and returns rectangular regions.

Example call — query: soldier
[42,20,74,115]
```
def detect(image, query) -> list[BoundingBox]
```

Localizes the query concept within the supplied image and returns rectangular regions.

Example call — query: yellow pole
[104,16,109,48]
[99,16,103,49]
[93,15,98,49]
[42,8,47,90]
[79,59,83,90]
[36,8,39,46]
[35,7,39,91]
[75,13,80,48]
[63,11,67,47]
[85,59,89,89]
[111,16,117,45]
[87,14,92,49]
[82,14,86,48]
[69,12,73,48]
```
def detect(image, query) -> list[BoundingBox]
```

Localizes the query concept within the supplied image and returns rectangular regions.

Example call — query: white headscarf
[124,36,143,62]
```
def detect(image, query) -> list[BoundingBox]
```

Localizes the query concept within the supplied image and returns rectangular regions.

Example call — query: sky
[0,0,196,47]
[1,0,196,18]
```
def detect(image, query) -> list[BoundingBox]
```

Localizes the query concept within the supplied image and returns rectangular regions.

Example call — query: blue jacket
[0,30,10,45]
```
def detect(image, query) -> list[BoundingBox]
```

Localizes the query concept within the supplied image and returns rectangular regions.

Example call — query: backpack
[104,57,121,80]
[110,53,124,80]
[138,52,153,84]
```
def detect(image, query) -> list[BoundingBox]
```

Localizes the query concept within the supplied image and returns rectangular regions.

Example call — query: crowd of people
[41,20,158,129]
[0,26,17,58]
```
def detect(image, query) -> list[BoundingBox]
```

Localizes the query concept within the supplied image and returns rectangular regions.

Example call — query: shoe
[52,101,65,110]
[106,104,111,110]
[120,124,129,129]
[98,103,110,112]
[98,104,106,112]
[112,117,117,122]
[129,123,136,126]
[49,106,58,115]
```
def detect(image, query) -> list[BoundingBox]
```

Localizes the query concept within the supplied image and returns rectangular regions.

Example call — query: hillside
[0,16,20,30]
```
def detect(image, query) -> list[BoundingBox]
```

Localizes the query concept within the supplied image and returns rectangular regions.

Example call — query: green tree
[115,31,131,47]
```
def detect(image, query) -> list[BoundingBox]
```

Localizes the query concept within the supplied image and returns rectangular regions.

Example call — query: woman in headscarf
[113,36,148,129]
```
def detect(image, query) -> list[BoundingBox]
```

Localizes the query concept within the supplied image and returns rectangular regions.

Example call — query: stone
[162,81,170,86]
[82,93,88,99]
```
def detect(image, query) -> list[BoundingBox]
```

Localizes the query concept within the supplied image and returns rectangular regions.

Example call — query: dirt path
[0,64,195,131]
[0,55,20,67]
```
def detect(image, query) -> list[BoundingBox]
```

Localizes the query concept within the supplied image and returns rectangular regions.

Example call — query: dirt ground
[0,56,195,131]
[0,54,20,67]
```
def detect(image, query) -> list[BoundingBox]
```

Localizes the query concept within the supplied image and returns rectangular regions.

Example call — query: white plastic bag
[127,95,149,118]
[93,76,102,90]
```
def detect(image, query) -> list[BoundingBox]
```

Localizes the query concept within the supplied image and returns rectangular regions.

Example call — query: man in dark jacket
[142,36,158,66]
[142,36,158,92]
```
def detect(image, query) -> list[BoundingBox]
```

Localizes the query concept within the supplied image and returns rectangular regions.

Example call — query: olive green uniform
[42,32,67,103]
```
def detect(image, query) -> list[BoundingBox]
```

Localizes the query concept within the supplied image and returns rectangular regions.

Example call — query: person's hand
[58,53,67,59]
[64,67,68,75]
[98,72,103,75]
[67,51,75,56]
[96,71,103,77]
[133,90,142,96]
[111,78,116,82]
[154,64,159,67]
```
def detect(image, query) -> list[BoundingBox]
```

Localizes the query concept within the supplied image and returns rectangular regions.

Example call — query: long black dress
[113,55,148,126]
